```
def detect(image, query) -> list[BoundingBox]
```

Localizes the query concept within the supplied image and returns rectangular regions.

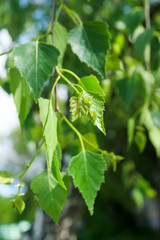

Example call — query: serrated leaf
[52,144,66,190]
[68,21,110,78]
[0,171,14,185]
[13,198,25,214]
[9,67,31,130]
[80,75,104,96]
[47,22,68,67]
[31,170,70,224]
[39,98,58,167]
[82,91,106,134]
[68,151,106,215]
[13,41,60,101]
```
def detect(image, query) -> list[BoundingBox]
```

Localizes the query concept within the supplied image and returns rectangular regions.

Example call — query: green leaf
[128,118,135,148]
[47,22,68,67]
[134,131,147,153]
[117,76,139,110]
[105,52,122,71]
[73,133,99,153]
[52,144,66,190]
[80,75,104,96]
[68,151,106,215]
[31,170,70,224]
[13,198,25,214]
[13,41,60,101]
[124,7,145,34]
[142,108,160,157]
[0,171,14,185]
[9,67,31,130]
[151,111,160,129]
[134,29,153,56]
[39,98,58,167]
[68,21,110,78]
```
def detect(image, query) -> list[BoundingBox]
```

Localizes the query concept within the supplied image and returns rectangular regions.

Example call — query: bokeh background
[0,0,160,239]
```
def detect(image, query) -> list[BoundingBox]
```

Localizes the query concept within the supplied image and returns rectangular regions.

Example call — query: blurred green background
[0,0,160,239]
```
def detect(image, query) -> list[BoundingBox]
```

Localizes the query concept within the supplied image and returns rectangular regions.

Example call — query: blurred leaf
[134,29,153,56]
[142,108,160,157]
[124,7,145,33]
[13,198,25,214]
[128,118,135,148]
[117,76,139,110]
[0,171,14,185]
[105,52,122,71]
[13,41,60,101]
[9,67,31,130]
[31,170,70,224]
[39,98,58,167]
[132,188,143,208]
[68,151,106,215]
[134,131,147,153]
[68,21,110,78]
[151,111,160,129]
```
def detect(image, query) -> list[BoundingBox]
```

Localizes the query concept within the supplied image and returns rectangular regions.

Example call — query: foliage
[0,0,159,237]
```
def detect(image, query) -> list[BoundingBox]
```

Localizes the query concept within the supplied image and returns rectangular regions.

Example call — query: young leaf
[31,170,70,224]
[134,131,147,153]
[13,41,60,101]
[47,22,68,67]
[13,198,25,214]
[68,21,110,78]
[68,151,106,215]
[52,144,66,190]
[80,75,105,96]
[9,67,31,130]
[0,171,14,185]
[39,98,58,167]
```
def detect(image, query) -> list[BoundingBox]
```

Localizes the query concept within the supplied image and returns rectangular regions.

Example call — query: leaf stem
[62,3,82,26]
[50,75,60,100]
[17,139,44,196]
[58,111,106,154]
[59,68,80,81]
[0,49,13,56]
[55,3,63,22]
[56,67,81,95]
[58,111,85,152]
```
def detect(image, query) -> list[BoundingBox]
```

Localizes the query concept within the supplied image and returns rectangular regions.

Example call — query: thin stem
[55,4,63,22]
[17,139,44,196]
[58,111,85,152]
[56,67,81,95]
[0,49,13,56]
[82,135,107,154]
[50,75,60,100]
[37,32,50,41]
[58,111,106,154]
[62,4,82,26]
[59,68,80,81]
[144,0,151,72]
